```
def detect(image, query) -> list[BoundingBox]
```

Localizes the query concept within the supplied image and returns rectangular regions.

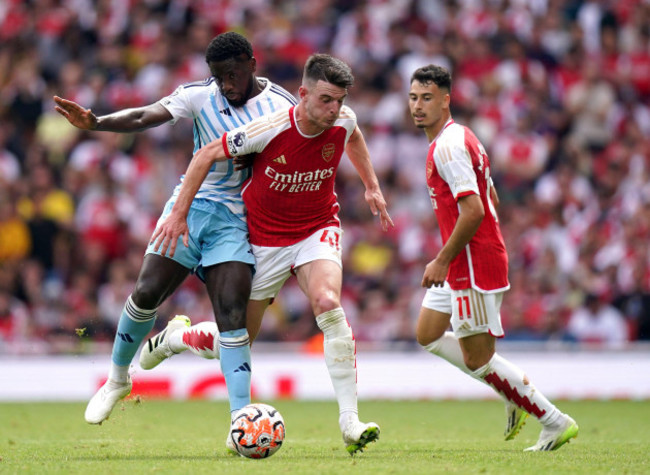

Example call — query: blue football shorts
[145,198,255,280]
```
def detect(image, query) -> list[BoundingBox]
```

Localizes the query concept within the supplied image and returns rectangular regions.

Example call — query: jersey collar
[429,118,455,145]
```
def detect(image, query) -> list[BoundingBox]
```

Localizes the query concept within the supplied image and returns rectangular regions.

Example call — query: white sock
[316,307,358,432]
[171,321,220,359]
[422,331,472,375]
[108,363,129,383]
[472,353,561,425]
[339,410,359,430]
[424,334,524,413]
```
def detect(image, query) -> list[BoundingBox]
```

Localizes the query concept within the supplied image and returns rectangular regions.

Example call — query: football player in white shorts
[146,54,393,455]
[410,64,578,452]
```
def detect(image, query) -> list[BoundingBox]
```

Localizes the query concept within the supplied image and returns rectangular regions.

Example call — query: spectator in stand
[0,195,31,264]
[565,60,616,151]
[491,111,550,198]
[567,291,629,348]
[0,121,21,191]
[16,163,75,229]
[0,289,31,350]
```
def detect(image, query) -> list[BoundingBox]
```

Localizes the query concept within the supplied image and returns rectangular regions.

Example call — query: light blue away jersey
[159,77,297,219]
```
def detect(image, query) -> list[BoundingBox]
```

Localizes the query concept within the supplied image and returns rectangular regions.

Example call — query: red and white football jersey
[426,119,509,292]
[221,105,356,246]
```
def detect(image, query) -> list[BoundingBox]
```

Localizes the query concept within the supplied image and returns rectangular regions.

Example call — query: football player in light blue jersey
[54,32,297,426]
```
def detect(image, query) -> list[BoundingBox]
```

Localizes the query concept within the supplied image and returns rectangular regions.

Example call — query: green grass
[0,400,648,474]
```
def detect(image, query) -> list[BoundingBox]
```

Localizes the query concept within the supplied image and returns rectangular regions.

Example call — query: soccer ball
[229,403,285,458]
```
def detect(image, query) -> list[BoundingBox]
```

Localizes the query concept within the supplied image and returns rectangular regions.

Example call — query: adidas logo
[273,155,287,164]
[118,332,134,343]
[148,330,167,351]
[234,362,252,373]
[219,108,232,116]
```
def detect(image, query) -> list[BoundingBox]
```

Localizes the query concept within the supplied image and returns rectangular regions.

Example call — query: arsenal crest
[322,143,335,162]
[426,158,434,178]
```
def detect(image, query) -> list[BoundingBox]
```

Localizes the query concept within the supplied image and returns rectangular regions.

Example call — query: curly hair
[410,65,451,92]
[303,53,354,89]
[205,32,253,63]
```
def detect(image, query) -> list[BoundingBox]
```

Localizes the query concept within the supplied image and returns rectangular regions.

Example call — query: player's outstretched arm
[345,126,394,231]
[150,139,227,257]
[53,96,172,132]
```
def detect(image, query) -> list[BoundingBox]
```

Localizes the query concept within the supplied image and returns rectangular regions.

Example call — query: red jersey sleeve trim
[288,106,296,129]
[455,189,476,201]
[221,133,232,159]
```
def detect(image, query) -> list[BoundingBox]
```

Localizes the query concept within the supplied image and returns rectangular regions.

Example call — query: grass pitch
[0,400,648,474]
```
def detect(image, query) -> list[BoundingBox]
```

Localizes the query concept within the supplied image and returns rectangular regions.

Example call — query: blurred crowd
[1,0,650,356]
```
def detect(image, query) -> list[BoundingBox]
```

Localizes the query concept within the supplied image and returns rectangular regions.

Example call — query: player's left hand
[364,189,394,231]
[421,258,448,288]
[150,212,190,258]
[233,153,255,171]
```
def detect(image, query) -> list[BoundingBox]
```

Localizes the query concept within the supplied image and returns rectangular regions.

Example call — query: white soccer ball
[229,403,285,458]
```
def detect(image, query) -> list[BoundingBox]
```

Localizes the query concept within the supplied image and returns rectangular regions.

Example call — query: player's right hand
[150,212,190,258]
[53,96,98,130]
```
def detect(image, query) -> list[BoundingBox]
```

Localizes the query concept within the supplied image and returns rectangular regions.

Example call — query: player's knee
[416,331,434,347]
[416,326,445,347]
[311,291,340,315]
[131,282,162,310]
[214,300,248,332]
[463,352,492,371]
[415,320,447,346]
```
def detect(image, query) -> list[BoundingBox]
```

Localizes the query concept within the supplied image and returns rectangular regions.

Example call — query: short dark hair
[411,65,452,92]
[303,54,354,89]
[205,32,253,63]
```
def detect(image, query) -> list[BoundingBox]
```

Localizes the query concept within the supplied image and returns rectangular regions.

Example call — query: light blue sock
[219,328,251,412]
[111,295,157,367]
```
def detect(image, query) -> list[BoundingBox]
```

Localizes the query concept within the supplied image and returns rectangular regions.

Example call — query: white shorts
[250,226,343,300]
[422,283,505,339]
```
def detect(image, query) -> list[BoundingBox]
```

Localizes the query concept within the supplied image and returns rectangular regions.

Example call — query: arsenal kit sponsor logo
[265,165,335,192]
[322,143,335,162]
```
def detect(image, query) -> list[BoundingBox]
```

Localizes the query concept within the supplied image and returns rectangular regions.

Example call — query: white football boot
[84,375,132,424]
[504,403,529,441]
[139,315,191,370]
[342,420,380,455]
[226,408,243,456]
[524,414,579,451]
[225,433,239,456]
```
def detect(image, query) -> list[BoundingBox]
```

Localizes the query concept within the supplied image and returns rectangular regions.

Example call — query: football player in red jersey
[409,64,578,452]
[151,54,392,455]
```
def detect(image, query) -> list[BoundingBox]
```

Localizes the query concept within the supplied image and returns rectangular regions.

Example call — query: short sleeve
[158,85,193,125]
[338,105,357,142]
[223,114,274,157]
[435,141,479,200]
[223,107,294,157]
